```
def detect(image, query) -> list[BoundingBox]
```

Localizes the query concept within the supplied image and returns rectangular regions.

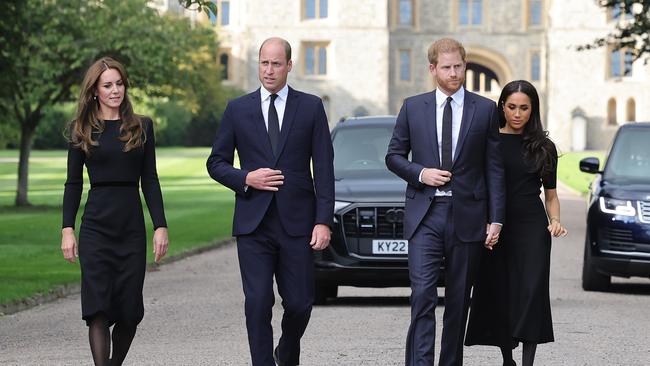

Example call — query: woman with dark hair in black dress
[465,80,567,366]
[61,57,169,366]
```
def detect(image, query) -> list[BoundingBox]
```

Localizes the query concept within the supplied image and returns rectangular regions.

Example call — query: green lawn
[556,150,606,194]
[0,147,234,304]
[0,147,607,305]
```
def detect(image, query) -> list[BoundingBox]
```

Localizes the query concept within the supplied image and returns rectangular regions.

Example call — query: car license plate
[372,239,408,255]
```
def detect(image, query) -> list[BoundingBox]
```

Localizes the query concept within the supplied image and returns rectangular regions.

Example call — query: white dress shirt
[419,87,465,196]
[260,84,289,131]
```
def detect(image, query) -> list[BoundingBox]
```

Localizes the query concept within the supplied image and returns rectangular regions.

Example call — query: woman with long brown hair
[465,80,567,366]
[61,57,169,366]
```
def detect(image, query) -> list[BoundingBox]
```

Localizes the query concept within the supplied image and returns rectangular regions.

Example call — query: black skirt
[78,185,146,327]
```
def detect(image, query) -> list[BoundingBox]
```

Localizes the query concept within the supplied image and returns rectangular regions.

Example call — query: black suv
[314,116,443,304]
[579,122,650,291]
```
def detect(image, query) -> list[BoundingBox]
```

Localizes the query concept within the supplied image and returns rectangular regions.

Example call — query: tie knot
[446,96,453,105]
[270,93,278,102]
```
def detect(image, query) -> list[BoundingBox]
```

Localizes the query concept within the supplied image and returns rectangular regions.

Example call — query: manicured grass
[0,147,234,304]
[556,150,606,195]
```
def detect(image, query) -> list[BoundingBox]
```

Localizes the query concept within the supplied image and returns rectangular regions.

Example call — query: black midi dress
[62,118,167,326]
[465,133,556,347]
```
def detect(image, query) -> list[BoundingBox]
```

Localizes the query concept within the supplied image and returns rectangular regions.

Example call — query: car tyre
[582,238,611,292]
[314,284,338,305]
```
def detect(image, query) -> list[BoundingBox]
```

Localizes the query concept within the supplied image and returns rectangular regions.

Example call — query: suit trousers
[236,198,314,366]
[405,196,482,366]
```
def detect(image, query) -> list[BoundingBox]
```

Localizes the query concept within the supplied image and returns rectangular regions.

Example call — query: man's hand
[421,168,452,187]
[484,223,502,250]
[310,224,331,251]
[245,168,284,191]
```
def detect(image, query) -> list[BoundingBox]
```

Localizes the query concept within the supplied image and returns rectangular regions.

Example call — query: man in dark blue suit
[386,38,506,366]
[207,37,334,366]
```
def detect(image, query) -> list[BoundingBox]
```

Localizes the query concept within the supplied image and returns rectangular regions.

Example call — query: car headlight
[334,200,352,214]
[599,197,636,216]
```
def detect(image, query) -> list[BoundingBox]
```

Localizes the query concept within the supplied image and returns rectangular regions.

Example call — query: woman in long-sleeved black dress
[465,80,567,366]
[61,57,169,366]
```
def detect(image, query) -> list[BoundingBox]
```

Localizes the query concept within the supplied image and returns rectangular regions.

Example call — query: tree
[178,0,218,16]
[0,0,220,206]
[578,1,650,62]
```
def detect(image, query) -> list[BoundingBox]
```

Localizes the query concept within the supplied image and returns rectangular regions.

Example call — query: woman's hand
[61,227,78,263]
[153,227,169,263]
[547,217,568,237]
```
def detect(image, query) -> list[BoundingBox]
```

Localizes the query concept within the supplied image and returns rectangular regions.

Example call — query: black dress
[62,118,167,327]
[465,133,556,347]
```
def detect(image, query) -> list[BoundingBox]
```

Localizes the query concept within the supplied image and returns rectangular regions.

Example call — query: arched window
[607,98,617,126]
[465,63,500,94]
[219,53,229,80]
[626,98,636,122]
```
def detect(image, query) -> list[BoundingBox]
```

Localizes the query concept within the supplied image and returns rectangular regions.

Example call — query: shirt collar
[435,86,465,108]
[261,84,289,102]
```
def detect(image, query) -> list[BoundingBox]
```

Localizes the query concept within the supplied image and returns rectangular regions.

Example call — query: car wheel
[582,238,611,292]
[314,284,338,305]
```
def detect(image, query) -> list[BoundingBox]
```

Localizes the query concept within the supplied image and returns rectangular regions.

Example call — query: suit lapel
[424,92,441,168]
[453,91,476,168]
[273,86,299,164]
[249,89,275,157]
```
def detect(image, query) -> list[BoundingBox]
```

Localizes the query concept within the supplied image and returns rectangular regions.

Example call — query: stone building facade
[183,0,649,151]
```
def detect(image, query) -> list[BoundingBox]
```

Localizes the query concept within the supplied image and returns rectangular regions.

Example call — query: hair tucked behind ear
[67,57,145,155]
[497,80,556,178]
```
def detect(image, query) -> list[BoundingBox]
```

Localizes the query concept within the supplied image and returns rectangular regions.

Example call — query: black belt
[90,181,139,188]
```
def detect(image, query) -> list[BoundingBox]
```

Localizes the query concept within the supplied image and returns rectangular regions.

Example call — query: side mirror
[579,157,600,174]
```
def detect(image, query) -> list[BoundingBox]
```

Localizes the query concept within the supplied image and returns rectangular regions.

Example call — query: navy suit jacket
[207,87,335,237]
[385,89,505,242]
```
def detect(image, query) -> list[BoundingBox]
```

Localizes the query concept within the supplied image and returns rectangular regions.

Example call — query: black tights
[88,314,137,366]
[500,342,537,366]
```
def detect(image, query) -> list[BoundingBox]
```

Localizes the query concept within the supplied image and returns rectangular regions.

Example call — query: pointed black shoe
[273,346,283,366]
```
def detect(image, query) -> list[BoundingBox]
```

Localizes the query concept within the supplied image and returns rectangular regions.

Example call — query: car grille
[341,206,404,238]
[600,227,635,251]
[639,201,650,223]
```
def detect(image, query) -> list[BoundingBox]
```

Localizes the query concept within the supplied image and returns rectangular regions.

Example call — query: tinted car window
[604,128,650,181]
[332,125,394,175]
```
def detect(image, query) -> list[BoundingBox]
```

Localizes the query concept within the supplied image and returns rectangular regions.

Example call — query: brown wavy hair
[68,57,145,154]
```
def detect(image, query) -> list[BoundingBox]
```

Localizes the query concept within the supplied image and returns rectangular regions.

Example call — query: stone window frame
[218,48,232,81]
[301,41,330,78]
[209,0,230,27]
[302,0,328,20]
[391,0,418,29]
[607,46,634,79]
[455,0,485,28]
[607,98,617,126]
[397,48,412,83]
[524,0,544,28]
[528,49,541,82]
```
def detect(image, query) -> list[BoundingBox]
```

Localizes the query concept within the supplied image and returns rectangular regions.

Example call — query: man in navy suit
[207,37,334,366]
[386,38,505,366]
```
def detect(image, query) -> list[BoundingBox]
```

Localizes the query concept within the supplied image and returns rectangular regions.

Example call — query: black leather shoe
[273,346,283,366]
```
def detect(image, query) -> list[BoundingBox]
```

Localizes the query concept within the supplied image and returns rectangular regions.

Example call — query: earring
[93,96,97,100]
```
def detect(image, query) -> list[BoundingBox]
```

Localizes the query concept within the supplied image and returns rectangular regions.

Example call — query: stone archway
[463,46,513,101]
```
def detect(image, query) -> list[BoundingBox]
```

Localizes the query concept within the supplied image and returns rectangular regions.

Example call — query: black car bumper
[590,251,650,278]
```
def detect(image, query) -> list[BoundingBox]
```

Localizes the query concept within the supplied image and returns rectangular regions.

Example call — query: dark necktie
[440,96,453,191]
[268,93,280,156]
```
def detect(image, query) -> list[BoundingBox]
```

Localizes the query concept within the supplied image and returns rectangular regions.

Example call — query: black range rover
[579,122,650,291]
[314,116,443,304]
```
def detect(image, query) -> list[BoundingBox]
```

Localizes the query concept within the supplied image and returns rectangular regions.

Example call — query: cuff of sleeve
[418,169,425,183]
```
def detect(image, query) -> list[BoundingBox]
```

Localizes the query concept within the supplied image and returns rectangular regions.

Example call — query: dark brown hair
[498,80,556,177]
[68,57,144,154]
